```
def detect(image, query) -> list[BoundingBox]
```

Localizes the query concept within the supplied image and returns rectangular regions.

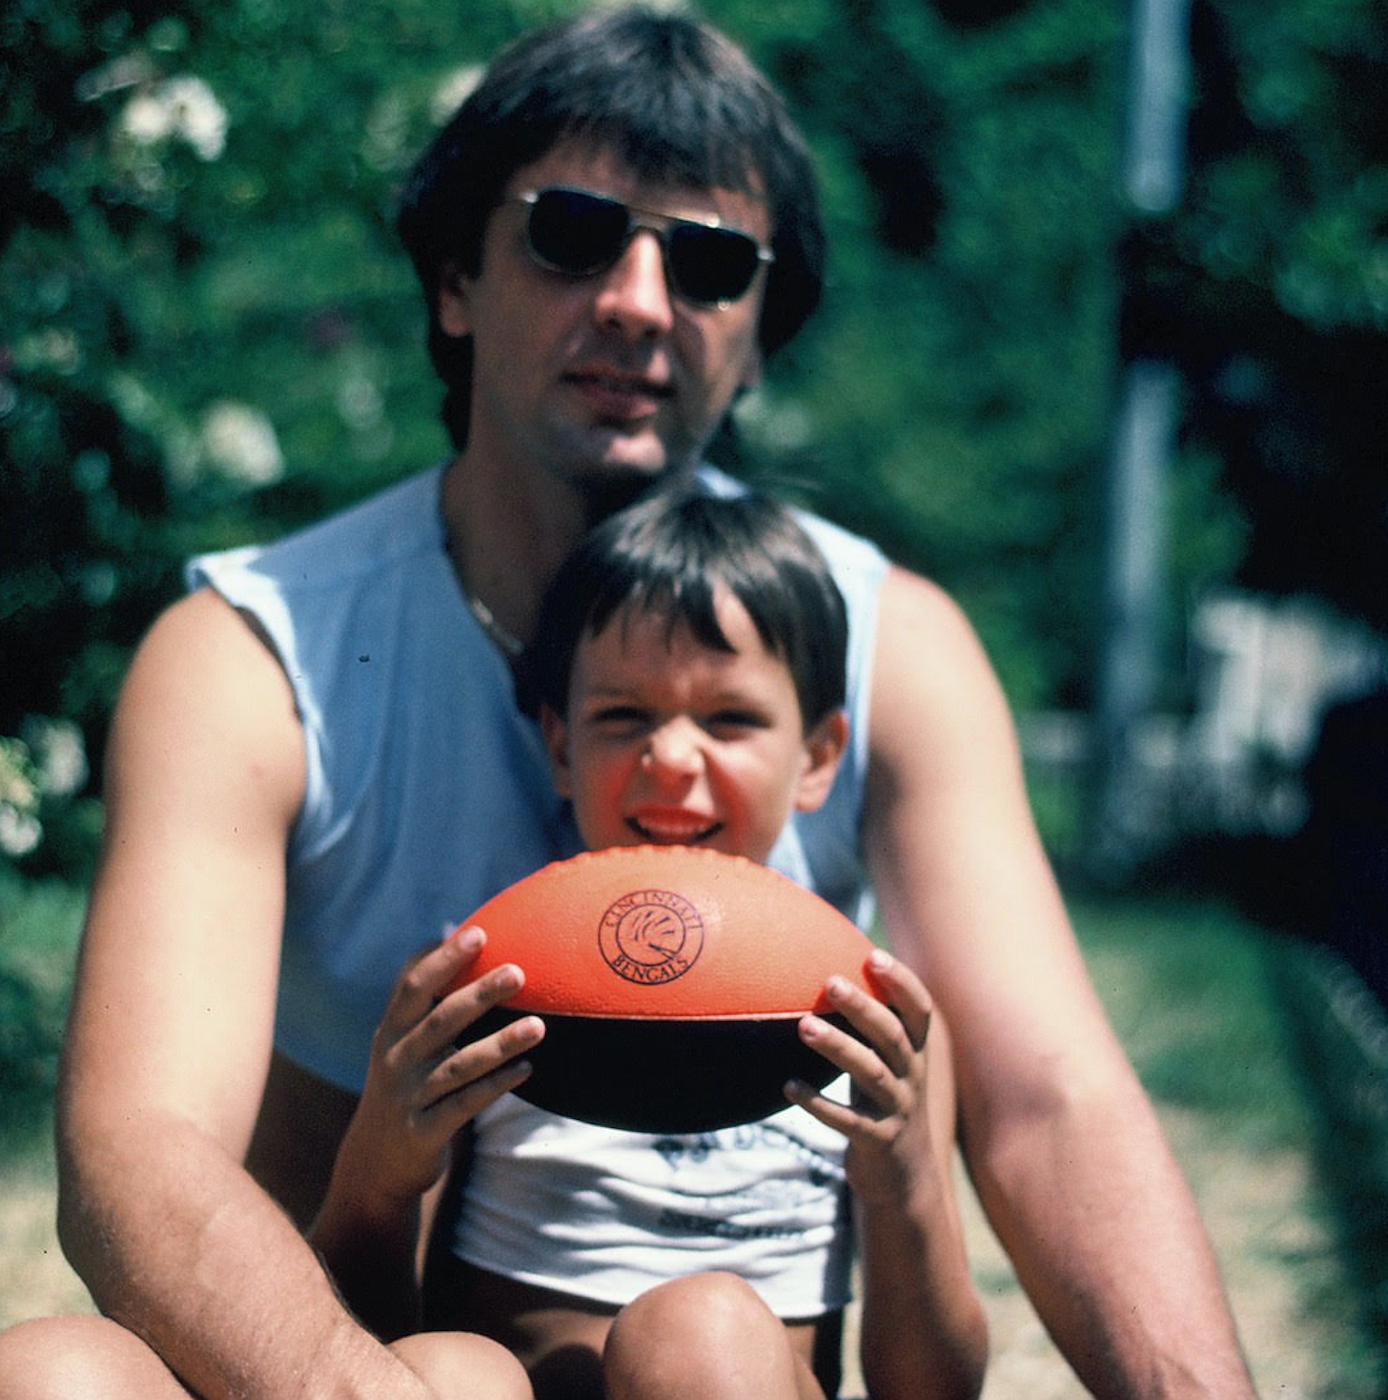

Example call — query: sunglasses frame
[512,186,775,308]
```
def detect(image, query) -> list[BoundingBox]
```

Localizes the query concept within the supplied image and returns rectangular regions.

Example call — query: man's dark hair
[524,486,847,731]
[397,5,825,449]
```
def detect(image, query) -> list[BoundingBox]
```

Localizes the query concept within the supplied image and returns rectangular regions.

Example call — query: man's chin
[576,459,700,525]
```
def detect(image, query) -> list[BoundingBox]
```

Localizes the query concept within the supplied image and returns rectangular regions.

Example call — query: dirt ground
[957,1106,1359,1400]
[0,1099,1364,1396]
[836,1104,1357,1399]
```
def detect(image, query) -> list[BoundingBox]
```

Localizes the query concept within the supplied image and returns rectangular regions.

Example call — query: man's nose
[594,230,676,338]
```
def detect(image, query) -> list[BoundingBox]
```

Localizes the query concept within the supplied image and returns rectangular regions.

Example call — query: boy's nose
[643,718,702,778]
[594,231,676,339]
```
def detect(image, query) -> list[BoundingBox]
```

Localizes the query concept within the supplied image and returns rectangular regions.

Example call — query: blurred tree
[726,0,1147,709]
[0,0,539,872]
[1171,0,1388,634]
[3,2,203,875]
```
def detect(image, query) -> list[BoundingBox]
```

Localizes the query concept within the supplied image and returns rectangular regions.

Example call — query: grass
[1072,891,1388,1396]
[1073,894,1314,1149]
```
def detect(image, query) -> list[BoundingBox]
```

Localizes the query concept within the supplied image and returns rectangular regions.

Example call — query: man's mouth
[625,809,723,845]
[566,366,671,419]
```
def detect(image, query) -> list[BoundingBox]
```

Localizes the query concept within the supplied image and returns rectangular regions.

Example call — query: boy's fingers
[395,963,523,1071]
[862,949,933,1046]
[797,1013,904,1118]
[420,1055,536,1137]
[783,1077,858,1133]
[823,977,916,1079]
[426,1015,545,1108]
[381,925,487,1029]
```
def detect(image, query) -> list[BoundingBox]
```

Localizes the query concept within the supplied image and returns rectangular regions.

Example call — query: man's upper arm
[863,567,1132,1136]
[61,587,307,1160]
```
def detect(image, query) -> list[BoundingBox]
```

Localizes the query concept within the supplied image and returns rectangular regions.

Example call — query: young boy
[312,488,987,1400]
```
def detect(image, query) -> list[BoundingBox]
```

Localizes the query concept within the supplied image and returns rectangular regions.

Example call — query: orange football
[448,846,880,1132]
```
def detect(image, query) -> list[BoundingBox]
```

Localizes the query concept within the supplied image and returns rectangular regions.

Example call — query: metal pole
[1089,0,1191,880]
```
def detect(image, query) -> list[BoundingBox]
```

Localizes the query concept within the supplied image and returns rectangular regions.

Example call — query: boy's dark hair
[396,5,825,449]
[525,487,847,730]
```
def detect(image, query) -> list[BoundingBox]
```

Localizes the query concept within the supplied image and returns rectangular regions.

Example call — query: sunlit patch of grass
[1072,894,1315,1151]
[1071,891,1388,1399]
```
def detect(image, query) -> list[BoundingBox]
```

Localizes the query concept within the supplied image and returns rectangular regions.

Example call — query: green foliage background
[2,0,1386,879]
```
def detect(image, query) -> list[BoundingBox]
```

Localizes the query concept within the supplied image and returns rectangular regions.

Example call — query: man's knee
[0,1316,186,1400]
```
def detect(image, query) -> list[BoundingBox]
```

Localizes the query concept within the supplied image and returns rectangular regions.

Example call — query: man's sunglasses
[513,186,774,308]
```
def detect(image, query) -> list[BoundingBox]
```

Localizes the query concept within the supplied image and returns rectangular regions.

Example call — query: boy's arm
[57,589,435,1400]
[309,932,544,1340]
[854,1138,986,1400]
[791,958,987,1400]
[864,566,1254,1398]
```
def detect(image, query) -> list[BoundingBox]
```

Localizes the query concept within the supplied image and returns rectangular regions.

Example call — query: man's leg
[391,1331,534,1399]
[0,1319,534,1400]
[603,1274,823,1400]
[0,1317,191,1399]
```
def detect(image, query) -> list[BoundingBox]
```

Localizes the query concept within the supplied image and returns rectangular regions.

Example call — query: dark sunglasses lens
[527,189,629,275]
[526,188,764,303]
[667,224,762,304]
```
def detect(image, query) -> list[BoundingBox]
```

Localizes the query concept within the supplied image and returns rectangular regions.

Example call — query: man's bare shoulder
[876,563,998,663]
[131,586,286,676]
[869,565,1020,772]
[107,588,304,822]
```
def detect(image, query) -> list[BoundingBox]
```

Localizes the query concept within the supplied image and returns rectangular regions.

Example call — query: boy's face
[542,587,846,865]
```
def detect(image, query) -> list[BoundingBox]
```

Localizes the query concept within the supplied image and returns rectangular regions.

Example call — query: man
[0,8,1254,1398]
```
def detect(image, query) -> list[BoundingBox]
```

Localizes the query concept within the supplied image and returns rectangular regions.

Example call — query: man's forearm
[58,1112,431,1400]
[968,1073,1255,1400]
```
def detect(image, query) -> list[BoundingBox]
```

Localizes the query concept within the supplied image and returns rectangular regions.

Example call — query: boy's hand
[333,926,545,1211]
[785,948,936,1204]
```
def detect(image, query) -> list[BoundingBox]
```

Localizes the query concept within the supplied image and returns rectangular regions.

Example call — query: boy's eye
[590,705,650,730]
[706,709,768,734]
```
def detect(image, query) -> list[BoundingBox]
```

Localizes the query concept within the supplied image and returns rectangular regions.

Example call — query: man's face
[439,139,771,494]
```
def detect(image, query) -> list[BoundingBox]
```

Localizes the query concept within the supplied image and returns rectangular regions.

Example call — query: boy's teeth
[630,814,719,842]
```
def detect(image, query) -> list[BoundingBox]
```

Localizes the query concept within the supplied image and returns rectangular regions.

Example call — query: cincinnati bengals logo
[598,888,704,986]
